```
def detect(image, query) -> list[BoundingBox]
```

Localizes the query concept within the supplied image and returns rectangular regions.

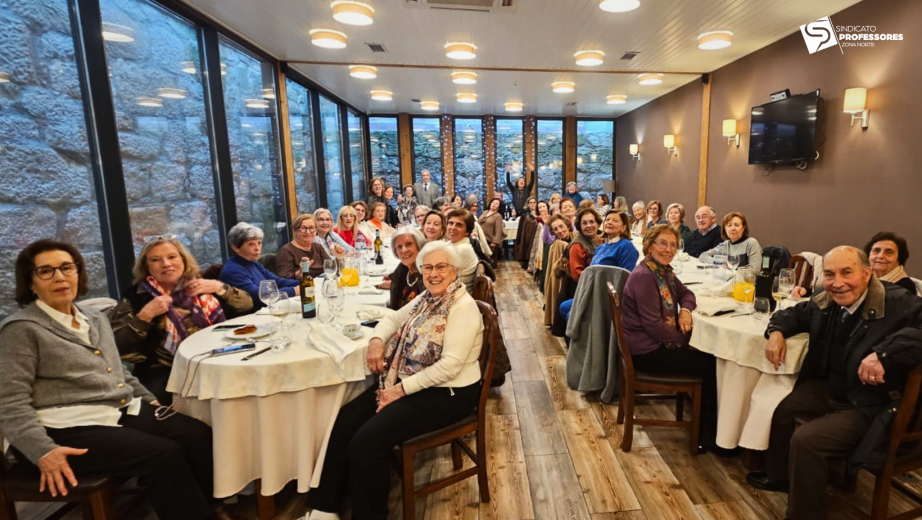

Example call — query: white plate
[223,324,275,339]
[343,327,364,340]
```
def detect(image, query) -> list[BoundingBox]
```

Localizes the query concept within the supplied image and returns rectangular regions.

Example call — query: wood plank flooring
[15,261,921,520]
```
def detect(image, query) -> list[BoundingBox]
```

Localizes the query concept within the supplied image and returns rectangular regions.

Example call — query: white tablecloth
[167,299,394,497]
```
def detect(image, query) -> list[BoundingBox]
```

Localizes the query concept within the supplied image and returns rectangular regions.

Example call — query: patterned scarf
[642,255,682,347]
[380,277,464,389]
[141,276,225,355]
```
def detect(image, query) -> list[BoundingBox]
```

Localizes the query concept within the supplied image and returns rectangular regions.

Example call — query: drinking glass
[778,268,795,308]
[677,239,685,256]
[323,258,338,278]
[258,280,279,309]
[322,279,345,324]
[271,293,290,328]
[727,254,740,271]
[753,297,771,321]
[270,326,291,353]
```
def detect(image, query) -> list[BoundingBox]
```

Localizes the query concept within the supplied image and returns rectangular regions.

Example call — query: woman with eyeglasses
[276,214,331,280]
[305,241,483,520]
[645,200,667,229]
[312,208,351,257]
[0,239,231,520]
[334,205,372,248]
[110,235,252,404]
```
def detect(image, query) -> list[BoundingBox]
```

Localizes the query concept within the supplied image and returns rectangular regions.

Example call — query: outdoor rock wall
[369,129,401,190]
[576,129,615,201]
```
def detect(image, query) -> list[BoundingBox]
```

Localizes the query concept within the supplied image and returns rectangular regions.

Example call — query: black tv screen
[748,89,820,165]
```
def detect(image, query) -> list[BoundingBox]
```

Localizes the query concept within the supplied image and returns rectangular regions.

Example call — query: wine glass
[323,258,338,278]
[777,268,795,309]
[322,279,345,325]
[271,293,290,329]
[727,254,740,272]
[258,280,279,309]
[753,297,771,321]
[677,239,685,256]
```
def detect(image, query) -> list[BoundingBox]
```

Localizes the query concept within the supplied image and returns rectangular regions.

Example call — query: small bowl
[342,323,361,336]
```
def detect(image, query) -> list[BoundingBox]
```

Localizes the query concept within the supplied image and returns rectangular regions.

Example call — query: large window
[319,95,345,209]
[369,117,401,190]
[347,110,366,202]
[536,119,564,204]
[494,118,524,204]
[101,0,222,266]
[411,117,442,186]
[286,79,319,214]
[219,38,286,250]
[453,118,485,210]
[576,120,615,203]
[0,0,109,320]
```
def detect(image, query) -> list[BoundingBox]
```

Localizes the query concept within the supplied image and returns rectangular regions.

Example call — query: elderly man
[413,170,440,209]
[746,246,922,520]
[685,206,721,257]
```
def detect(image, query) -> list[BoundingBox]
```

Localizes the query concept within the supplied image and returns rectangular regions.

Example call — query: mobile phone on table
[210,344,255,356]
[212,324,241,332]
[360,320,379,328]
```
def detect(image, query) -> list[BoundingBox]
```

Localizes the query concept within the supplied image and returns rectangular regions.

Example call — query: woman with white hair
[218,222,299,309]
[383,227,427,310]
[630,200,647,237]
[305,240,483,520]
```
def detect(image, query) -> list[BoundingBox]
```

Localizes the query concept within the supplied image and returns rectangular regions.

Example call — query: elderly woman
[666,203,693,245]
[550,208,603,336]
[463,195,480,217]
[506,162,536,215]
[543,214,573,326]
[462,196,493,257]
[630,200,647,237]
[596,194,612,216]
[313,208,351,257]
[422,210,446,243]
[366,176,387,209]
[865,232,917,294]
[413,205,430,227]
[219,222,299,307]
[622,224,721,453]
[542,197,576,247]
[367,202,396,239]
[305,241,483,520]
[382,227,427,310]
[397,184,418,225]
[445,208,485,293]
[334,205,372,248]
[645,199,666,229]
[478,198,506,255]
[549,193,562,208]
[594,210,639,270]
[565,181,584,206]
[0,240,223,520]
[276,214,331,279]
[383,185,400,227]
[433,196,452,215]
[699,211,762,269]
[111,236,252,404]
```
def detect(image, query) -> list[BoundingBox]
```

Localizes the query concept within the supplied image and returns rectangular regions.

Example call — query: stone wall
[369,129,401,191]
[287,80,320,214]
[537,131,565,203]
[412,131,443,187]
[453,127,485,208]
[576,129,614,201]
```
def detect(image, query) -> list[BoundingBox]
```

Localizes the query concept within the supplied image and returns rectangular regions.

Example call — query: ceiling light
[504,102,523,112]
[445,42,477,60]
[349,65,377,79]
[245,98,270,109]
[331,1,374,26]
[261,88,276,99]
[370,90,393,101]
[180,61,196,74]
[552,81,575,93]
[310,29,347,49]
[157,87,186,99]
[606,94,627,104]
[456,93,477,103]
[420,101,440,111]
[598,0,640,13]
[101,22,134,43]
[638,73,663,85]
[698,30,733,50]
[0,72,10,83]
[574,50,605,66]
[451,71,477,85]
[136,97,162,107]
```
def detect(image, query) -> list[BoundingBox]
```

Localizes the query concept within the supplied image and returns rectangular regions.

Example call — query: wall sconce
[629,143,640,160]
[722,119,740,146]
[843,87,869,128]
[663,134,677,156]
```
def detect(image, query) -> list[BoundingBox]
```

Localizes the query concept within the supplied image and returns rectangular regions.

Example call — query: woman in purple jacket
[621,224,724,455]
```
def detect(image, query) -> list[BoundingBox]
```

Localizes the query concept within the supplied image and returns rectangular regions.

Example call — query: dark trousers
[765,380,871,520]
[12,405,216,520]
[306,382,480,520]
[631,346,719,447]
[136,364,173,406]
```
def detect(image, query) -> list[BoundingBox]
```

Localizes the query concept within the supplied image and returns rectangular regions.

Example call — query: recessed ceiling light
[0,72,10,83]
[349,65,377,79]
[598,0,640,13]
[261,88,276,99]
[606,94,627,104]
[698,30,733,50]
[180,61,196,74]
[245,98,270,109]
[331,1,374,26]
[136,97,162,107]
[451,71,477,85]
[445,42,477,60]
[638,73,664,85]
[310,29,347,49]
[371,90,393,101]
[574,50,605,66]
[457,93,477,103]
[101,22,135,42]
[504,102,523,112]
[420,101,440,111]
[552,81,575,93]
[157,87,186,99]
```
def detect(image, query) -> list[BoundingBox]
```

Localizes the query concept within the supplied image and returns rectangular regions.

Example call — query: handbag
[554,244,573,279]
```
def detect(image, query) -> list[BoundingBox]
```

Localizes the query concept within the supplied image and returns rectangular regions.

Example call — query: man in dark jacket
[685,205,722,257]
[746,246,922,520]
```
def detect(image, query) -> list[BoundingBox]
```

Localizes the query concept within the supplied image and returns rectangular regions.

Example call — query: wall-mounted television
[748,89,820,165]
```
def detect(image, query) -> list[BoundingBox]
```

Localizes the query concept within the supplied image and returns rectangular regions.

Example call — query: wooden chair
[472,272,494,306]
[789,255,814,292]
[607,282,703,455]
[396,301,499,520]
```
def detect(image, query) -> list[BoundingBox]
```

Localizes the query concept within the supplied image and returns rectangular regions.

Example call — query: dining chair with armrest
[396,301,499,520]
[789,255,814,293]
[607,282,703,455]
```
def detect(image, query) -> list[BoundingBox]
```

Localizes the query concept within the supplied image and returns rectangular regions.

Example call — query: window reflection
[494,118,524,203]
[453,118,485,210]
[319,96,344,210]
[411,117,442,185]
[287,80,318,214]
[576,120,615,203]
[347,111,366,201]
[369,117,401,190]
[537,119,564,203]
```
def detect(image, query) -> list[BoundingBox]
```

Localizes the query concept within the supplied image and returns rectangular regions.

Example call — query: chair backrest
[475,301,500,422]
[606,281,635,383]
[258,254,278,275]
[201,263,224,280]
[887,365,922,461]
[472,274,494,305]
[79,297,118,314]
[477,259,496,282]
[789,255,814,290]
[912,277,922,297]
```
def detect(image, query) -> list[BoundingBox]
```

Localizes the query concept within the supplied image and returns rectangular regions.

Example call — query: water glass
[753,297,771,321]
[322,279,345,322]
[677,239,685,256]
[271,293,290,327]
[323,258,338,278]
[271,326,291,353]
[258,280,279,309]
[727,254,740,271]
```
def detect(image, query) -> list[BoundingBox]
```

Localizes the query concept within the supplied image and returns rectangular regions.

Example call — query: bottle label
[302,302,316,313]
[303,288,315,298]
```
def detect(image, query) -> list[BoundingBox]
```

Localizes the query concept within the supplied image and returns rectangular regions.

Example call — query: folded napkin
[695,277,735,297]
[358,289,384,295]
[309,326,359,365]
[695,297,742,316]
[356,308,385,320]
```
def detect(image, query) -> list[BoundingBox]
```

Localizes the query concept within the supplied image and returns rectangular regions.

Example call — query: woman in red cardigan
[568,207,602,282]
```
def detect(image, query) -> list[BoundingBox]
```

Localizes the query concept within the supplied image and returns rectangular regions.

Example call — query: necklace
[406,270,421,287]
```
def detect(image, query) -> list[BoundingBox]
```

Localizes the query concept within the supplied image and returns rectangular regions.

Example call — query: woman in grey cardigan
[0,240,227,520]
[698,211,763,270]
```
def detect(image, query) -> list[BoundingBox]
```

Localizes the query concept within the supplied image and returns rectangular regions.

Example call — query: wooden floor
[16,261,922,520]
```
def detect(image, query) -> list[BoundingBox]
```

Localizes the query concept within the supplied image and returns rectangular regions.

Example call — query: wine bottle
[754,255,776,311]
[373,230,384,265]
[300,260,316,318]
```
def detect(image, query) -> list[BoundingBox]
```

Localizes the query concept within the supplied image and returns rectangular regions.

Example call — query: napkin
[695,277,735,298]
[309,326,359,365]
[356,308,385,320]
[694,296,742,316]
[358,289,384,295]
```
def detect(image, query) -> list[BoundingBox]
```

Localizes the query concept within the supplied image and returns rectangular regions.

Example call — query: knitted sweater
[699,236,763,270]
[219,254,300,309]
[590,238,640,271]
